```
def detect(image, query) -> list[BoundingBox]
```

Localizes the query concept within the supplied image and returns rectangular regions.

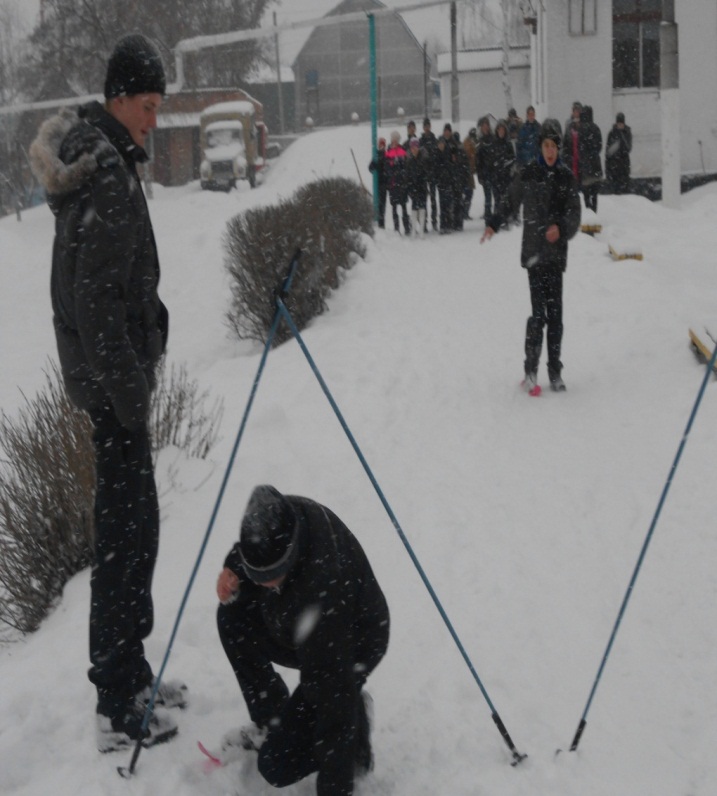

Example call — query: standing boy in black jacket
[481,119,581,395]
[30,33,185,752]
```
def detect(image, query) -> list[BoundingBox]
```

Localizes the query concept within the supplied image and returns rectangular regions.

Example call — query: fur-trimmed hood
[30,107,103,199]
[29,101,144,207]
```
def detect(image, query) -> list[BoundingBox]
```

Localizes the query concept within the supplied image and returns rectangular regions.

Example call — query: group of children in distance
[369,117,475,236]
[369,105,632,239]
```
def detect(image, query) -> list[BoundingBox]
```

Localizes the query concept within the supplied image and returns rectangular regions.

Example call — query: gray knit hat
[239,486,300,584]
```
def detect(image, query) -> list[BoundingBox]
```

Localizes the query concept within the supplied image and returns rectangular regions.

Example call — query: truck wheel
[248,167,256,189]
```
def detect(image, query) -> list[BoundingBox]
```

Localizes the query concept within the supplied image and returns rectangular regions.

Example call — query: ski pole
[118,249,302,779]
[568,338,717,753]
[275,296,527,767]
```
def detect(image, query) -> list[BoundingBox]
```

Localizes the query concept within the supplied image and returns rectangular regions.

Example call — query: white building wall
[543,2,613,164]
[675,0,717,176]
[436,49,531,129]
[436,2,717,180]
[541,0,717,178]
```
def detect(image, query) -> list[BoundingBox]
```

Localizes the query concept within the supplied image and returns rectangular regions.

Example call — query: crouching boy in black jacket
[216,485,390,796]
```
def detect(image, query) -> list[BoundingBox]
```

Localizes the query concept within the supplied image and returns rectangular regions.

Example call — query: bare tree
[0,0,31,216]
[459,0,529,49]
[20,0,276,101]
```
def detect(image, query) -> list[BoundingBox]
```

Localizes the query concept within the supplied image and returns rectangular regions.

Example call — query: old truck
[199,100,267,191]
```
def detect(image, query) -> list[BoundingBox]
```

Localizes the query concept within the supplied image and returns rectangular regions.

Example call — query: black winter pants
[88,402,158,717]
[524,263,564,379]
[217,597,387,795]
[582,184,599,212]
[391,200,410,233]
[438,186,453,231]
[427,180,438,227]
[377,185,387,228]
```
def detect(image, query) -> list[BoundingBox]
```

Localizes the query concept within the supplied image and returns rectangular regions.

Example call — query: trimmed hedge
[224,176,373,346]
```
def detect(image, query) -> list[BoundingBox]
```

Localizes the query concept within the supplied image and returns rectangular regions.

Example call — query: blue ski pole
[569,338,717,753]
[275,296,527,767]
[119,249,302,778]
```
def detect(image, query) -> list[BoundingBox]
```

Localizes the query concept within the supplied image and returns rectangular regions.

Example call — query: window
[569,0,597,35]
[613,0,661,89]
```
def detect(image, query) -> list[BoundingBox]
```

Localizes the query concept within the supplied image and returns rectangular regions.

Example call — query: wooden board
[689,327,717,373]
[608,244,643,261]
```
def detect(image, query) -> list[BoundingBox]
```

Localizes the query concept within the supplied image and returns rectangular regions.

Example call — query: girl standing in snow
[384,130,410,234]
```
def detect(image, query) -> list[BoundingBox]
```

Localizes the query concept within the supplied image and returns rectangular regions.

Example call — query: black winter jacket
[578,107,603,186]
[488,155,581,271]
[606,124,632,187]
[405,150,429,205]
[224,496,390,796]
[30,102,168,430]
[488,132,516,195]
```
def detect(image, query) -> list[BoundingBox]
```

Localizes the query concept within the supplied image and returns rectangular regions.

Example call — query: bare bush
[0,359,223,639]
[149,358,224,460]
[224,176,373,345]
[0,363,94,637]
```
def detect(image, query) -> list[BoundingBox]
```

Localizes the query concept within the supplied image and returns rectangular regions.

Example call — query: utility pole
[450,1,458,124]
[273,11,286,135]
[660,0,679,208]
[423,40,430,120]
[369,13,379,221]
[500,0,514,113]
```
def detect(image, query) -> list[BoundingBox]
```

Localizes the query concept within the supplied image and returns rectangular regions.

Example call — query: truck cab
[199,101,267,191]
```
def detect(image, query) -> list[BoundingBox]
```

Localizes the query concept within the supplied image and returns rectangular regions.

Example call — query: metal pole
[117,250,302,779]
[275,296,527,767]
[500,0,514,113]
[423,39,429,119]
[450,2,459,124]
[660,0,680,208]
[569,337,717,753]
[369,13,379,220]
[273,11,286,135]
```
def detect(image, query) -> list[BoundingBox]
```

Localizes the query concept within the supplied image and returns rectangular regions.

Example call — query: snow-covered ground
[2,122,717,796]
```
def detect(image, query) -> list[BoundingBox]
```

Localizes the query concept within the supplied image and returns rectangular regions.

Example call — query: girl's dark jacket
[29,101,168,430]
[606,124,632,185]
[224,496,390,796]
[577,106,603,186]
[405,148,429,205]
[488,124,516,195]
[368,148,388,191]
[487,154,581,271]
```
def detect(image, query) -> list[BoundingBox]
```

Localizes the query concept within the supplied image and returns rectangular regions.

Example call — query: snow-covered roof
[156,112,200,130]
[200,100,256,118]
[205,120,244,132]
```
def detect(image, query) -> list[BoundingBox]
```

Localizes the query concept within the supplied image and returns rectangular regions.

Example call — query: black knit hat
[239,486,299,584]
[104,34,166,99]
[539,118,562,146]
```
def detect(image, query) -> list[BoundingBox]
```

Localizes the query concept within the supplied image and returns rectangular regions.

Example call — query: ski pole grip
[275,248,302,300]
